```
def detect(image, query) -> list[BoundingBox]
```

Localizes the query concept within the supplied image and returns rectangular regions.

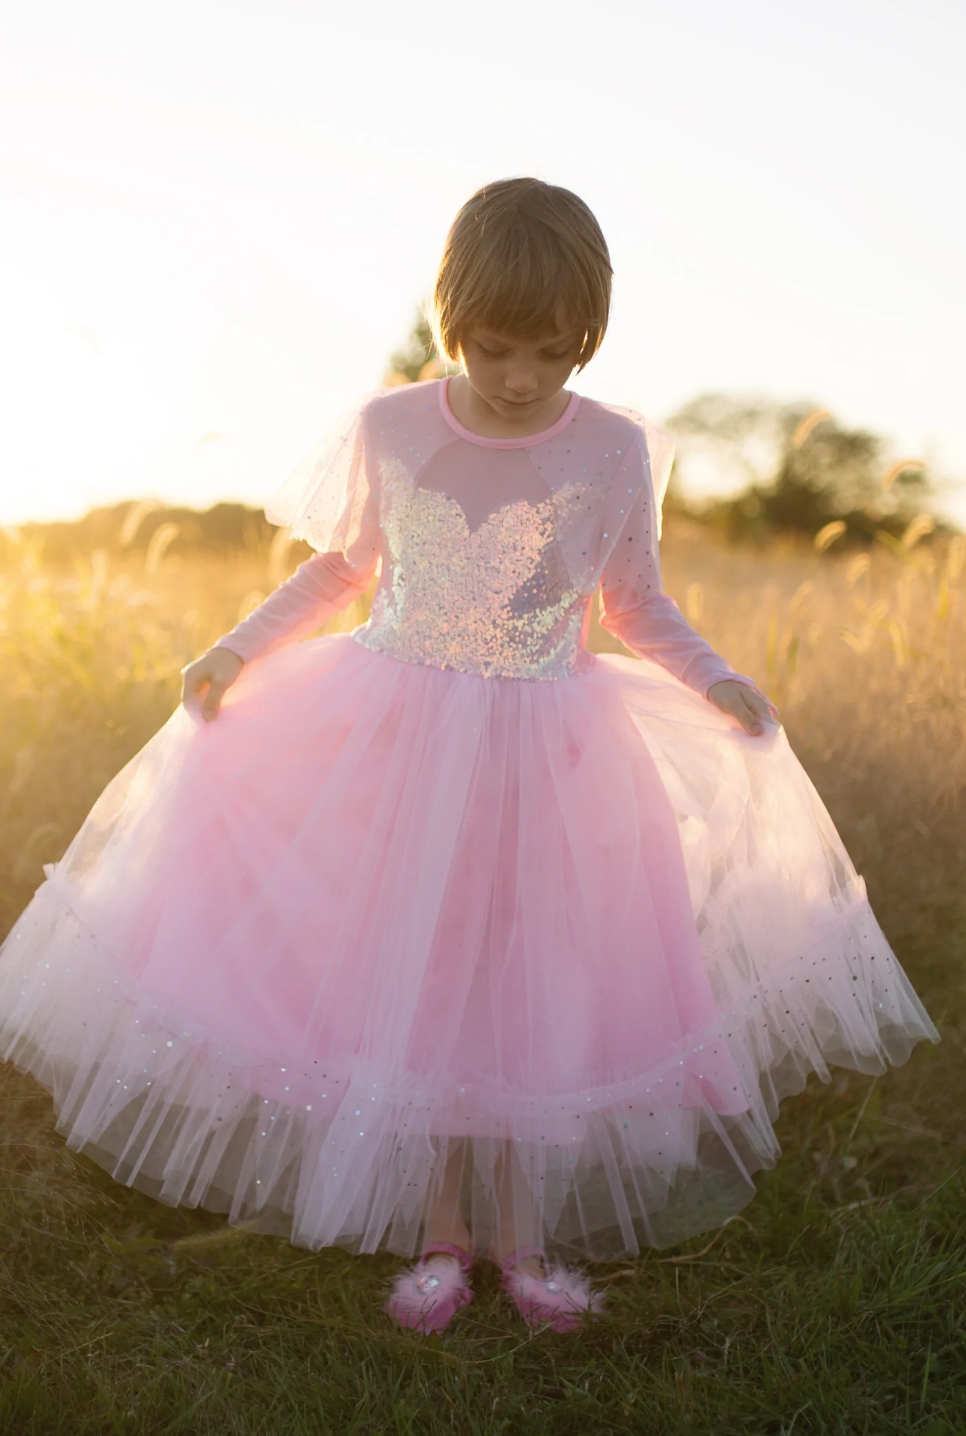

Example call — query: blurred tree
[384,312,457,386]
[667,394,938,544]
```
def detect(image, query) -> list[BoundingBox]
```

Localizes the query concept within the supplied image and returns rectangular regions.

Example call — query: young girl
[0,178,940,1336]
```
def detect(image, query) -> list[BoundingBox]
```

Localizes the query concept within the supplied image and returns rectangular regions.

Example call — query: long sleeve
[211,549,378,664]
[598,429,765,701]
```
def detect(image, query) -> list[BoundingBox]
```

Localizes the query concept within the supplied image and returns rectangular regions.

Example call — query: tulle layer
[0,635,939,1259]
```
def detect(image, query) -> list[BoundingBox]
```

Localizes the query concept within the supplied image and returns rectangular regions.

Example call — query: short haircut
[430,178,613,372]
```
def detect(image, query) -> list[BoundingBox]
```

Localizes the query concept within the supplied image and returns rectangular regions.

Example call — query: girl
[0,179,940,1336]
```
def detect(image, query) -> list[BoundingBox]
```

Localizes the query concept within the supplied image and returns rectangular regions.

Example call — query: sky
[1,0,964,526]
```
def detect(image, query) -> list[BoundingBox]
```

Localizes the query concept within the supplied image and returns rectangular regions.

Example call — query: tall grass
[0,519,963,1434]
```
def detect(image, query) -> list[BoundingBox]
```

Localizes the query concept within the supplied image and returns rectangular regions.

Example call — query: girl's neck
[444,374,573,441]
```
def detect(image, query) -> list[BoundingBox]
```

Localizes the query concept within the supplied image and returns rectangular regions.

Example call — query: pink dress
[0,379,939,1260]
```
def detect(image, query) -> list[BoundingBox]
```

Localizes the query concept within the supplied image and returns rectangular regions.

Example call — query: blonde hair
[430,178,612,372]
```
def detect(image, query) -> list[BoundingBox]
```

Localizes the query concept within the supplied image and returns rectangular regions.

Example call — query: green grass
[1,1060,963,1434]
[1,524,964,1433]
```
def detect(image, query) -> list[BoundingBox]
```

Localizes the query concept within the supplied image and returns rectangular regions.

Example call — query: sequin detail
[354,466,592,681]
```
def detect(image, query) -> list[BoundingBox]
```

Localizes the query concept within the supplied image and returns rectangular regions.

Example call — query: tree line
[2,316,955,564]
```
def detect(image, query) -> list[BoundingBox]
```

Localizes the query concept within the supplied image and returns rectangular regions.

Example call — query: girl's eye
[475,341,570,359]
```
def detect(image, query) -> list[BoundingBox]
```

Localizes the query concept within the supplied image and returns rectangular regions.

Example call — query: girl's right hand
[180,647,244,723]
[706,679,781,736]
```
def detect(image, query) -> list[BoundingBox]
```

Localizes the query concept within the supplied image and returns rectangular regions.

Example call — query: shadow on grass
[1,1060,963,1436]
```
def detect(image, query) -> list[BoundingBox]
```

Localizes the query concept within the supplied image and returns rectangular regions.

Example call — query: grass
[0,516,964,1434]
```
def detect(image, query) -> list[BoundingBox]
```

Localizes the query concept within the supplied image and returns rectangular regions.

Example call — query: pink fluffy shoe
[384,1241,474,1334]
[500,1246,605,1333]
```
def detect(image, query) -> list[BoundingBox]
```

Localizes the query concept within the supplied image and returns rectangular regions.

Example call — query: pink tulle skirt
[0,634,940,1259]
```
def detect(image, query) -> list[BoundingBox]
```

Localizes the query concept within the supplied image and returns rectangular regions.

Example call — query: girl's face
[458,312,582,427]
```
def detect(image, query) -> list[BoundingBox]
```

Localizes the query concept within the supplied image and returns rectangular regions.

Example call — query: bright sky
[2,0,964,527]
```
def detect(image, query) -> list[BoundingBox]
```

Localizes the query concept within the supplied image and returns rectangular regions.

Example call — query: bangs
[470,235,596,344]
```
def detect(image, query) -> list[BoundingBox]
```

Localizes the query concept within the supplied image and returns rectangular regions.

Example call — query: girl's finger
[202,679,229,720]
[740,691,765,735]
[748,691,780,726]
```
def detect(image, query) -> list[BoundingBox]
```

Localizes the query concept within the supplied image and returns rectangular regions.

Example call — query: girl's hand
[180,647,244,723]
[706,680,781,736]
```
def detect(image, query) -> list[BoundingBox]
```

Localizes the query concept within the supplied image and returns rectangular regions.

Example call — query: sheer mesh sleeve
[262,391,383,563]
[211,393,382,664]
[599,427,765,701]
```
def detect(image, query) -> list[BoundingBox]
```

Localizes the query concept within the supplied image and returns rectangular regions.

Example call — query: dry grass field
[0,515,963,1434]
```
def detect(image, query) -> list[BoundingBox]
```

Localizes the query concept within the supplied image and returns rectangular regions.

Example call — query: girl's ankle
[490,1245,546,1278]
[420,1238,473,1271]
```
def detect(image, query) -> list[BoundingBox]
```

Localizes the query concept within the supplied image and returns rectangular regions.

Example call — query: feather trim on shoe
[502,1258,605,1334]
[384,1254,473,1334]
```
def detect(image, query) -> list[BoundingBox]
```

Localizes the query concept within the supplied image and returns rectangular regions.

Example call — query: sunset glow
[2,0,963,525]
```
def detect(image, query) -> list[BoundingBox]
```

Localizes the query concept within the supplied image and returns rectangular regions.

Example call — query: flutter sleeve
[211,392,383,664]
[598,421,766,701]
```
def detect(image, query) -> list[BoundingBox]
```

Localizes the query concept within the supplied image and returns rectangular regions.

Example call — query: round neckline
[438,377,581,448]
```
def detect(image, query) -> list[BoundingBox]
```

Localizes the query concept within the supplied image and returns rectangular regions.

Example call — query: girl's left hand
[706,680,781,736]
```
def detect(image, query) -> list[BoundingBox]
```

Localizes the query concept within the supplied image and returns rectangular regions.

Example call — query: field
[0,515,964,1435]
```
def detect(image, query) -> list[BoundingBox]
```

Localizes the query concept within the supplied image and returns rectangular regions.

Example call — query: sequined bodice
[354,465,593,680]
[260,379,662,683]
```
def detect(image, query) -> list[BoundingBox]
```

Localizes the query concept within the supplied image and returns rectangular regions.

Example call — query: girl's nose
[506,373,538,396]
